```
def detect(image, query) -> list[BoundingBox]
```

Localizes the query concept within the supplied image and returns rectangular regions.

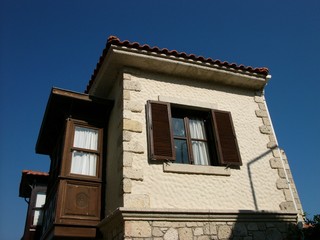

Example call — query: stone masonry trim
[121,71,149,208]
[254,94,303,216]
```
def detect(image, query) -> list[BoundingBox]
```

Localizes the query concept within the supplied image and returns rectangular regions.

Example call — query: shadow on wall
[247,147,275,210]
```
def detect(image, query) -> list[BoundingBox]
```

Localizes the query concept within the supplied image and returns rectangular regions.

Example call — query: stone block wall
[99,209,298,240]
[123,220,292,240]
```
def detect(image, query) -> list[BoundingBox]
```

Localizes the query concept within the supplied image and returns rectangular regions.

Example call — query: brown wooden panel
[212,110,242,166]
[54,225,96,237]
[60,180,101,221]
[147,101,175,161]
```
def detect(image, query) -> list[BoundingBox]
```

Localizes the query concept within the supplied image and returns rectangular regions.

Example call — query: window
[32,193,46,226]
[172,108,212,165]
[68,121,102,177]
[147,101,242,166]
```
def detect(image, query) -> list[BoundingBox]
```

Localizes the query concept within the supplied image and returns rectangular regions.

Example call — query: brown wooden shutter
[147,101,175,161]
[212,110,242,166]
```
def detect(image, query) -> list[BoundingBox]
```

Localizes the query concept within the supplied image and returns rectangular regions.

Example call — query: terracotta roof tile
[22,170,49,177]
[85,36,269,93]
[19,170,49,198]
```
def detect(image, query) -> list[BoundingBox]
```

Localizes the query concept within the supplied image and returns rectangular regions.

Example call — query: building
[19,170,49,240]
[19,36,303,239]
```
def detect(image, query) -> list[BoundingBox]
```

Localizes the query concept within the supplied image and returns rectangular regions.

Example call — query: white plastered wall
[122,69,285,211]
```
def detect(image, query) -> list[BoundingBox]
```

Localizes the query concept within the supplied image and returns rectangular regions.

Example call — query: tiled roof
[85,36,269,93]
[22,170,49,177]
[19,170,49,198]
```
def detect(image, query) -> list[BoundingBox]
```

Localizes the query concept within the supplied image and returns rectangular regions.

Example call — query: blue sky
[0,0,319,238]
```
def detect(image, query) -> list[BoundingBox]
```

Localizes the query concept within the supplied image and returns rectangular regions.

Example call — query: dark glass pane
[172,117,185,137]
[174,139,189,164]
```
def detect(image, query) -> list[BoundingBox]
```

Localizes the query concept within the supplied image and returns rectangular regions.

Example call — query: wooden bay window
[65,120,103,178]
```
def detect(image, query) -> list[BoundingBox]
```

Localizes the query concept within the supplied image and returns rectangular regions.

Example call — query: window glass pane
[73,127,98,150]
[192,141,210,165]
[33,210,43,225]
[172,118,185,137]
[174,139,189,164]
[35,193,46,207]
[189,118,206,140]
[71,151,97,176]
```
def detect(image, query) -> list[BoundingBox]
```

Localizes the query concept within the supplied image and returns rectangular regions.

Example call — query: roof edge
[85,36,269,93]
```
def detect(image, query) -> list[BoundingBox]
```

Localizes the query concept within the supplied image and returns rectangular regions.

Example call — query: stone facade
[114,69,286,211]
[93,42,304,240]
[99,208,298,240]
[254,93,303,219]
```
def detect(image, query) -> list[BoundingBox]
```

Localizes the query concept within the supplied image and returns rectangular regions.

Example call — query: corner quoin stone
[125,221,151,238]
[123,119,142,132]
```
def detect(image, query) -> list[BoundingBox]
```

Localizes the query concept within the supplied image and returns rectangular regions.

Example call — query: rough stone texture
[218,225,232,239]
[152,227,164,237]
[259,125,272,134]
[267,141,277,149]
[123,178,132,193]
[163,228,178,240]
[258,102,266,111]
[123,152,133,167]
[253,231,265,240]
[266,228,282,240]
[255,109,268,117]
[233,223,247,237]
[123,119,142,133]
[123,90,131,100]
[254,96,264,103]
[123,141,144,153]
[193,227,204,235]
[280,201,296,211]
[123,130,132,142]
[103,218,295,240]
[123,72,132,81]
[198,236,210,240]
[125,221,151,238]
[276,178,289,189]
[262,117,271,126]
[123,109,134,119]
[123,167,143,180]
[270,158,282,169]
[123,80,142,91]
[124,100,143,113]
[247,223,258,231]
[178,227,192,240]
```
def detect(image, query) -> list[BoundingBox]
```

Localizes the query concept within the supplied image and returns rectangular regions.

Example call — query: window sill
[163,162,231,176]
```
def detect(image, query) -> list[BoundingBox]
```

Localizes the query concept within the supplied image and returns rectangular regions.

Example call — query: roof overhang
[89,45,271,97]
[19,170,49,198]
[36,88,113,155]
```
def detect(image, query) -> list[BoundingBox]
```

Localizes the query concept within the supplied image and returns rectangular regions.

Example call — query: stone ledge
[163,163,231,176]
[99,208,298,226]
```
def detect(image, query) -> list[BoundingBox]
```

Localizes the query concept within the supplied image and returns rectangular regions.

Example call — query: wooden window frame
[171,107,213,165]
[147,101,242,166]
[63,119,103,180]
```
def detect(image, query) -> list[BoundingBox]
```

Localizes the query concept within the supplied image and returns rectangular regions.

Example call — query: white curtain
[33,193,46,226]
[189,119,210,165]
[73,127,98,150]
[71,127,98,176]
